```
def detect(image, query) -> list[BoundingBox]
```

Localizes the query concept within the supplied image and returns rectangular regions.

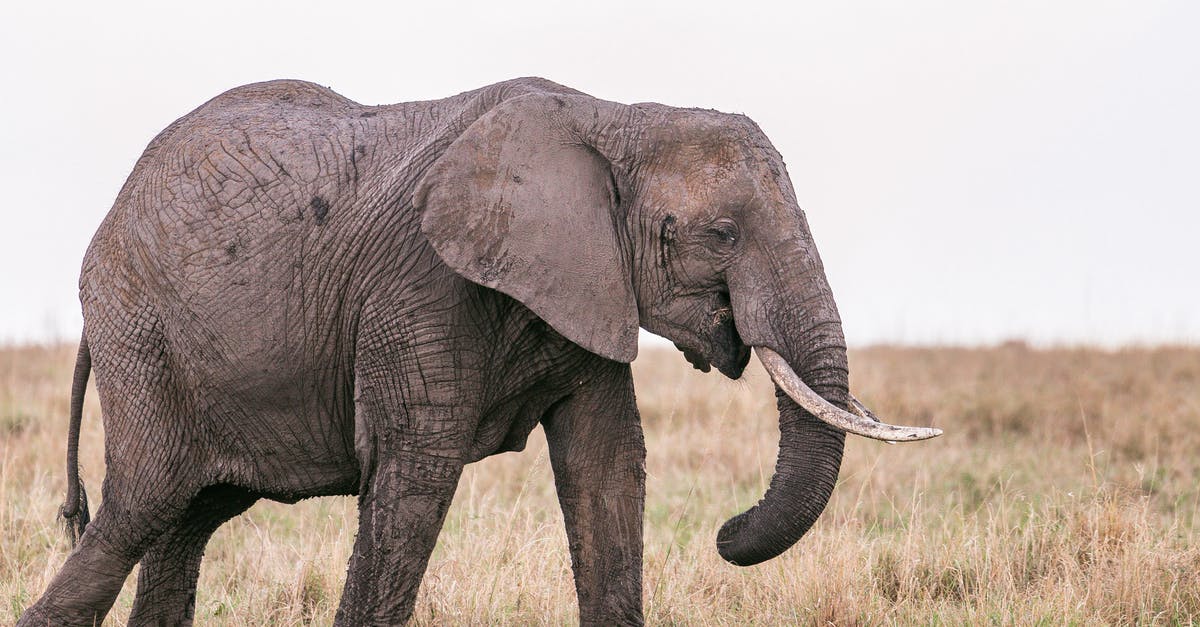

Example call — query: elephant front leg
[543,362,646,626]
[334,404,468,626]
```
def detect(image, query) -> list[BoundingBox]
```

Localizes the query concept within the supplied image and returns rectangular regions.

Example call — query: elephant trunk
[717,237,941,566]
[715,334,849,566]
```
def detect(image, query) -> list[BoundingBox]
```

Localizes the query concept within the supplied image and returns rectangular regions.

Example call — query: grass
[2,342,1199,624]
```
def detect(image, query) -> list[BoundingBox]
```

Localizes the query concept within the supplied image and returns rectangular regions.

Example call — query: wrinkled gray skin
[21,78,850,626]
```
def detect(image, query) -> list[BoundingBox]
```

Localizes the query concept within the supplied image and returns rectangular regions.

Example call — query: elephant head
[416,88,940,566]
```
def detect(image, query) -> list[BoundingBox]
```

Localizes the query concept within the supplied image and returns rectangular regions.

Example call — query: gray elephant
[20,77,938,626]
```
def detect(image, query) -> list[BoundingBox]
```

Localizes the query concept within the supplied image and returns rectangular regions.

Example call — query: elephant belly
[190,344,360,497]
[227,408,361,500]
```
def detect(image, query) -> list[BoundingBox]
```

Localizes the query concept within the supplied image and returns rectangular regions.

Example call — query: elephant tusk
[849,394,897,444]
[848,394,880,423]
[756,347,943,442]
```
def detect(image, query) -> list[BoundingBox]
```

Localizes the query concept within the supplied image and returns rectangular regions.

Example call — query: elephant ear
[414,94,639,362]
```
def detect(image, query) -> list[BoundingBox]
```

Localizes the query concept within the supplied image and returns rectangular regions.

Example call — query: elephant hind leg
[128,485,259,626]
[17,483,201,626]
[20,323,208,626]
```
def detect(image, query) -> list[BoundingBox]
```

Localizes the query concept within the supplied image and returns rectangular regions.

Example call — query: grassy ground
[2,343,1199,624]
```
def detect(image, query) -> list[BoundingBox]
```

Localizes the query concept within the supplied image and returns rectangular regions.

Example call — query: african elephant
[20,77,939,626]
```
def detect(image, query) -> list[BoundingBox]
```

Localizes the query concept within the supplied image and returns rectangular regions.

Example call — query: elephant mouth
[678,343,713,372]
[674,305,751,378]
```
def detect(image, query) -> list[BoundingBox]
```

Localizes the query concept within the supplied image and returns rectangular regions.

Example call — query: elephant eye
[705,220,739,246]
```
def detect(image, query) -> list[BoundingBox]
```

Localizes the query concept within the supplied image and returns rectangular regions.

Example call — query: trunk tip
[715,509,781,567]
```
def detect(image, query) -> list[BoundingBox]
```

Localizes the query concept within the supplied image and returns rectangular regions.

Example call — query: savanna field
[2,344,1199,624]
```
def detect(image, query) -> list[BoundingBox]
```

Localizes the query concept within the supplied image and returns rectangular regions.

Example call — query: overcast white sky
[2,1,1197,347]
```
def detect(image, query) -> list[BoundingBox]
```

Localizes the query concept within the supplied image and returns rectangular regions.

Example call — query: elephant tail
[59,333,91,546]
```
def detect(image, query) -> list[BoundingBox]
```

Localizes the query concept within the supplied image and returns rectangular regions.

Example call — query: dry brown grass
[3,343,1199,624]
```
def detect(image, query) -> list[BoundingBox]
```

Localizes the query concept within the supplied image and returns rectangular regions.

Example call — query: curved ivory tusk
[848,394,881,423]
[848,394,897,444]
[756,347,943,442]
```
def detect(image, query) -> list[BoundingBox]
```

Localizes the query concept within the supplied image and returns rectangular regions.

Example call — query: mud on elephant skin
[20,77,939,626]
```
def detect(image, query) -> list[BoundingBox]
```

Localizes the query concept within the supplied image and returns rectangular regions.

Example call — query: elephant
[20,77,939,626]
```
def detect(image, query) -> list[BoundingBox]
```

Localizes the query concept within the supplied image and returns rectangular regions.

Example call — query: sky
[1,1,1197,347]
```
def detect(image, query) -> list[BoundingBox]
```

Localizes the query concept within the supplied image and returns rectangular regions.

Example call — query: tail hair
[58,474,90,545]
